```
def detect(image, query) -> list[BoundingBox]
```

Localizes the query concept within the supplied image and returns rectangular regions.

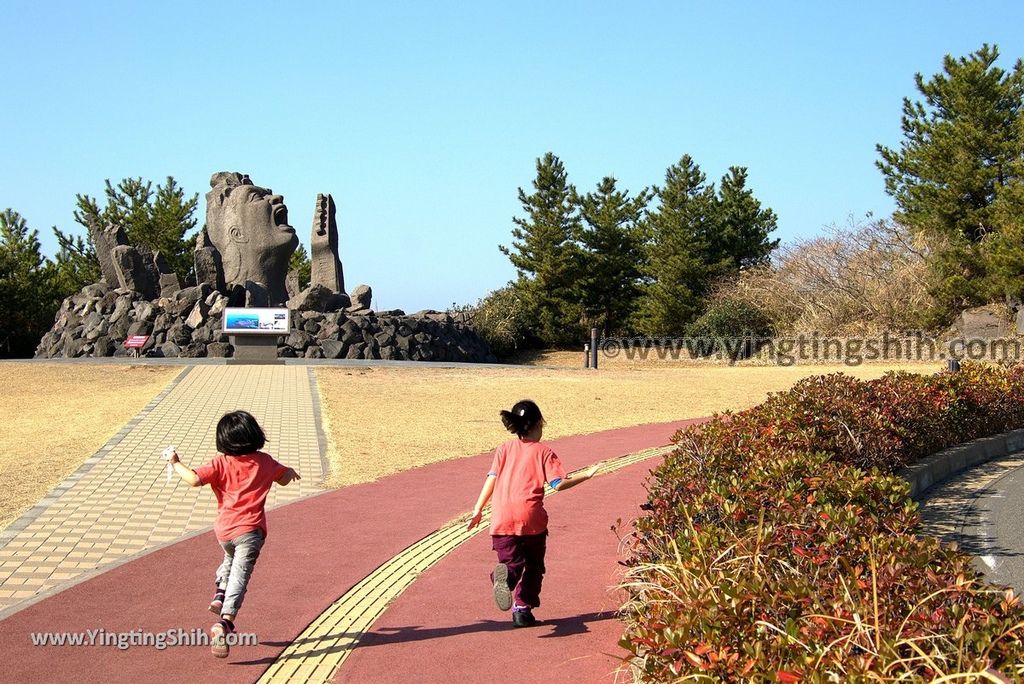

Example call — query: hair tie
[518,408,526,416]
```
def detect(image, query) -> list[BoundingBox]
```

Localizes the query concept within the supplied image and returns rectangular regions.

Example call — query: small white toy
[162,446,176,482]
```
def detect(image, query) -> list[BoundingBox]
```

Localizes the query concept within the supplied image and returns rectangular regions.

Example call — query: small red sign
[124,335,150,349]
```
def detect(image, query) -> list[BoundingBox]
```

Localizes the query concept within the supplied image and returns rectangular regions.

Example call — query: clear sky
[3,2,1023,312]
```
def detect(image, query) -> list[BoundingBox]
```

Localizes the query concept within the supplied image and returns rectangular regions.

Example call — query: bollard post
[948,358,961,373]
[584,344,590,369]
[590,327,599,370]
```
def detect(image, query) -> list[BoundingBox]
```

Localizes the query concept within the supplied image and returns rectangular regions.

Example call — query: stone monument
[202,172,299,306]
[311,193,345,293]
[34,170,497,363]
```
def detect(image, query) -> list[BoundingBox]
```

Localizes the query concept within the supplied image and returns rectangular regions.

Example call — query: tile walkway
[0,365,325,613]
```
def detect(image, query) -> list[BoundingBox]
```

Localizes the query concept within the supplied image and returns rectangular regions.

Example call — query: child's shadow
[361,609,614,646]
[250,609,613,658]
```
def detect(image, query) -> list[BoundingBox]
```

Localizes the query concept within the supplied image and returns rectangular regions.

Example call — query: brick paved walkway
[0,365,325,614]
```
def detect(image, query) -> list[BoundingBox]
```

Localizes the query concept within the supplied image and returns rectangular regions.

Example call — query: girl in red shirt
[467,400,599,627]
[167,410,300,657]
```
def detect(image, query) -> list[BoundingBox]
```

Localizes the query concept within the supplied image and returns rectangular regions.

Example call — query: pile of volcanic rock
[34,281,496,363]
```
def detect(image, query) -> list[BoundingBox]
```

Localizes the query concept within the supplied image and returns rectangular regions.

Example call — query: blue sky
[3,2,1023,312]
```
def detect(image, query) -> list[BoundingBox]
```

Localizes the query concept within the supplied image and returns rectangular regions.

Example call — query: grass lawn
[1,359,942,530]
[315,361,939,487]
[0,363,180,530]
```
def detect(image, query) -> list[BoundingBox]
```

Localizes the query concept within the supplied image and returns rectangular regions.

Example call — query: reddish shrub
[620,363,1024,680]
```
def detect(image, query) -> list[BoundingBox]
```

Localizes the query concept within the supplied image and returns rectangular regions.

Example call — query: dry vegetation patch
[1,363,179,530]
[316,362,938,487]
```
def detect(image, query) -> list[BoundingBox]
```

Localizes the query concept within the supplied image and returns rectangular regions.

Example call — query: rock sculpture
[34,170,497,362]
[310,193,345,293]
[87,221,129,285]
[203,172,298,305]
[348,284,372,312]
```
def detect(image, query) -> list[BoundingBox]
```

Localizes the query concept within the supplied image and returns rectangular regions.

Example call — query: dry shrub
[715,218,938,335]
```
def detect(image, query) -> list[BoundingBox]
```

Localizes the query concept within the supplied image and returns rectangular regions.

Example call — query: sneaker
[512,608,537,628]
[208,593,225,615]
[210,621,231,658]
[492,563,512,611]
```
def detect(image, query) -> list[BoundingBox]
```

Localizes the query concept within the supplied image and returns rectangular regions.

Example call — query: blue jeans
[215,529,265,617]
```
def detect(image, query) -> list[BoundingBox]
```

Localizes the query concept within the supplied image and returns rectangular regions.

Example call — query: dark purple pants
[491,532,547,608]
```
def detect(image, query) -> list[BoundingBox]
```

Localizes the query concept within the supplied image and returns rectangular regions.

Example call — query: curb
[900,428,1024,499]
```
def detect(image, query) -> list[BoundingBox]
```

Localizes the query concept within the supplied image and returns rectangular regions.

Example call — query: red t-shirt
[488,438,567,536]
[194,451,289,542]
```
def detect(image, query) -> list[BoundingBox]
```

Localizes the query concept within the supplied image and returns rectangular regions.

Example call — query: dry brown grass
[0,360,947,530]
[1,363,179,530]
[316,361,939,487]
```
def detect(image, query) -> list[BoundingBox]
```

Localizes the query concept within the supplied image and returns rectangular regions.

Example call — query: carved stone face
[206,173,298,304]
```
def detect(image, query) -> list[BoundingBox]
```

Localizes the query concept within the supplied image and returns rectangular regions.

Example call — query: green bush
[457,285,536,359]
[686,299,775,359]
[620,363,1024,680]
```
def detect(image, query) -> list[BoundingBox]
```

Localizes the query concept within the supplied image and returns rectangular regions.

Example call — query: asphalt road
[919,454,1024,594]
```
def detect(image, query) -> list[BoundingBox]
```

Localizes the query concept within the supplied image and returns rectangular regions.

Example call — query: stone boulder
[111,245,159,300]
[288,283,350,313]
[960,305,1009,340]
[87,222,129,285]
[348,284,372,312]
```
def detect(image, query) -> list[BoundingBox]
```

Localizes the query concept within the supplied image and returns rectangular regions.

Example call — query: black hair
[500,400,544,438]
[216,410,266,456]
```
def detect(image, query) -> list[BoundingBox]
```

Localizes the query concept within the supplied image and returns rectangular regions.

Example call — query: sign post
[222,307,289,364]
[123,335,150,359]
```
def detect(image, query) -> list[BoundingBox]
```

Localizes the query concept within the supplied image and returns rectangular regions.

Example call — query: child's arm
[167,451,202,487]
[552,463,600,492]
[466,474,496,530]
[276,468,301,486]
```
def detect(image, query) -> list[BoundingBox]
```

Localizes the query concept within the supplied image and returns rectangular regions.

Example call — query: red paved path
[0,419,698,684]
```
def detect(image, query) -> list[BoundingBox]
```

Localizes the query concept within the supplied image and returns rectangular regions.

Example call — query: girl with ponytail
[467,400,599,627]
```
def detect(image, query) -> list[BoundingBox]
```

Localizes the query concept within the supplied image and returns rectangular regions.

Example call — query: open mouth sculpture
[273,204,291,230]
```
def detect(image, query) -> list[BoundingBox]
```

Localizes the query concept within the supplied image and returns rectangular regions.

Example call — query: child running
[467,400,599,627]
[166,410,300,657]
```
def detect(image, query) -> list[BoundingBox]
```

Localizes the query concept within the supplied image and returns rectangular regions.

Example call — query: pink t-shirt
[194,451,289,542]
[488,438,567,536]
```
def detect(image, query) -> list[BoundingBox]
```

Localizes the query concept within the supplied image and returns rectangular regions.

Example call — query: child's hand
[162,446,180,464]
[277,468,301,485]
[467,510,483,530]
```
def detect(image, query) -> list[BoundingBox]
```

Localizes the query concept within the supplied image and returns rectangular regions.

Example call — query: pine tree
[289,243,312,290]
[633,158,778,335]
[0,209,61,357]
[877,44,1024,314]
[51,228,100,296]
[633,156,719,336]
[64,176,199,281]
[574,176,652,335]
[500,153,583,346]
[150,177,199,276]
[713,167,779,274]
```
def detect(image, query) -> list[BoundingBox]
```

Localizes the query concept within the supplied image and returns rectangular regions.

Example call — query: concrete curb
[900,428,1024,499]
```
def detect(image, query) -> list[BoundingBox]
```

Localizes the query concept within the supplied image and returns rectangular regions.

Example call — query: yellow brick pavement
[0,365,324,612]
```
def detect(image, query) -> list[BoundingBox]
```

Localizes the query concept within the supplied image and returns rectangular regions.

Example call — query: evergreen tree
[150,177,199,276]
[877,44,1024,314]
[64,176,199,281]
[500,152,583,346]
[574,176,652,335]
[713,167,779,273]
[289,243,312,290]
[633,156,719,336]
[51,228,99,296]
[0,210,61,357]
[634,158,779,336]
